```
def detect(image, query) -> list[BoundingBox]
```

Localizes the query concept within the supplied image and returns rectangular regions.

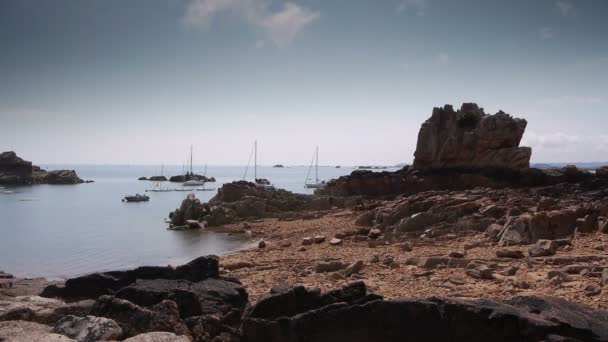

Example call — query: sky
[1,0,607,165]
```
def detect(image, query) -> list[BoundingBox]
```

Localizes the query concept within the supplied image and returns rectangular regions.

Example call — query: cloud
[436,52,449,65]
[539,27,554,40]
[555,0,574,16]
[182,0,320,47]
[396,0,428,16]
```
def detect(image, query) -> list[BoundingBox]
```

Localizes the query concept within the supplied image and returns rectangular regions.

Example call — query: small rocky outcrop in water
[413,103,531,172]
[0,151,84,185]
[169,172,215,183]
[169,181,345,227]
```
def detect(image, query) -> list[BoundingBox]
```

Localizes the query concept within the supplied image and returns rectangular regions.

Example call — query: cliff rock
[413,103,531,172]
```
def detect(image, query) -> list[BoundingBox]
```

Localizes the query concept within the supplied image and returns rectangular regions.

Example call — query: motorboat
[123,194,150,202]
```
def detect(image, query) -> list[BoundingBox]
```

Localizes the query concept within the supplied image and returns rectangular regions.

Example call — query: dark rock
[242,283,608,342]
[148,176,168,182]
[41,256,219,301]
[0,151,84,185]
[90,296,189,338]
[114,278,247,319]
[496,249,525,259]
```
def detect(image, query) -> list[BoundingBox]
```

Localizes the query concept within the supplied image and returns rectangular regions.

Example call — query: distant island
[0,151,86,185]
[272,164,284,168]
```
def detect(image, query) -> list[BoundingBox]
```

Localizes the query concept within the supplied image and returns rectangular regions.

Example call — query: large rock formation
[243,282,608,342]
[0,151,84,185]
[413,103,531,172]
[170,182,345,227]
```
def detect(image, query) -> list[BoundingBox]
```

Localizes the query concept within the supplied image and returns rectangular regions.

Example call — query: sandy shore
[220,209,608,309]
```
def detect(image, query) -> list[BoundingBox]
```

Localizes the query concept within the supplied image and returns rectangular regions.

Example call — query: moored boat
[123,194,150,202]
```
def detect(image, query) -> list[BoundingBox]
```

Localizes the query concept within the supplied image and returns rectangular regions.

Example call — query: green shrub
[457,111,481,128]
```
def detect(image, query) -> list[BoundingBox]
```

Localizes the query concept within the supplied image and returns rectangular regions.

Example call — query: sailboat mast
[315,146,319,183]
[190,145,193,175]
[254,140,257,181]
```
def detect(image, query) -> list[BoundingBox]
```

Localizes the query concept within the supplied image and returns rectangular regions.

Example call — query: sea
[0,165,395,279]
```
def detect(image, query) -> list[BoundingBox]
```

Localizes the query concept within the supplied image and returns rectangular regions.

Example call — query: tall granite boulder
[413,103,531,172]
[0,151,33,184]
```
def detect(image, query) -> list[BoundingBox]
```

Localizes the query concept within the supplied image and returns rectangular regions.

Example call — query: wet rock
[52,315,123,342]
[495,249,524,259]
[185,220,202,229]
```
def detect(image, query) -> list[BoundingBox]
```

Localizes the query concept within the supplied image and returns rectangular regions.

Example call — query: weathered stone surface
[315,262,346,274]
[242,283,608,342]
[496,249,525,259]
[0,296,94,324]
[0,320,76,341]
[90,296,189,338]
[114,278,248,319]
[41,256,219,301]
[52,315,123,342]
[122,332,191,342]
[413,103,530,172]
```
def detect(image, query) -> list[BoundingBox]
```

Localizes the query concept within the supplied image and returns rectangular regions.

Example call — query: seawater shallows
[0,165,382,278]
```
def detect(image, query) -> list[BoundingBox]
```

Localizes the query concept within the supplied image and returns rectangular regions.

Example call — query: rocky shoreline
[0,151,86,185]
[3,103,608,341]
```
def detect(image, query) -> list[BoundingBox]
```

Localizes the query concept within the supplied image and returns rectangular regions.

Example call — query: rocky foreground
[3,103,608,340]
[0,151,85,185]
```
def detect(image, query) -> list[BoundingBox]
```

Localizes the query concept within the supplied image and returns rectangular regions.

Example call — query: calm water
[0,165,377,278]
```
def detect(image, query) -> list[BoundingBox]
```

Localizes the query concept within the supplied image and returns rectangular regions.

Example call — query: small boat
[123,194,150,202]
[183,180,204,186]
[195,187,216,192]
[304,146,326,189]
[173,188,193,192]
[243,140,275,188]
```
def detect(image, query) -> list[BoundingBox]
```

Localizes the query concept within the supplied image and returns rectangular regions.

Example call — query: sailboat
[183,145,204,186]
[304,146,326,189]
[148,164,171,192]
[243,140,274,189]
[196,164,216,192]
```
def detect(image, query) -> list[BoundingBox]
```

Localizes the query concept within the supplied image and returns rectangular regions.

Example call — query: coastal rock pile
[413,103,531,171]
[319,103,601,197]
[0,151,84,185]
[36,256,248,341]
[170,181,343,227]
[358,181,607,248]
[5,262,608,341]
[169,173,216,183]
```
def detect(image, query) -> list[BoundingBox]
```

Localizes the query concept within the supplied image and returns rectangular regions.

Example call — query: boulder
[90,296,189,338]
[52,315,123,342]
[41,256,219,301]
[412,103,530,172]
[0,296,94,325]
[0,151,84,185]
[495,249,525,259]
[114,278,248,319]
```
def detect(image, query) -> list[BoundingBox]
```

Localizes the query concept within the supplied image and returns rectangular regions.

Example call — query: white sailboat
[183,145,204,186]
[243,140,274,189]
[305,146,326,189]
[148,164,171,192]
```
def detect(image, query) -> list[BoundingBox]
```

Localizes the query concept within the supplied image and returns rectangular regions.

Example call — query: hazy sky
[1,0,607,165]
